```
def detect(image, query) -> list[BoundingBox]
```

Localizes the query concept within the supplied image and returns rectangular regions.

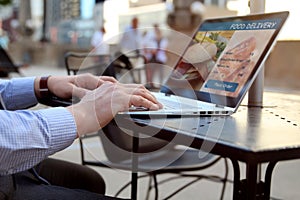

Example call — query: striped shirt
[0,77,77,175]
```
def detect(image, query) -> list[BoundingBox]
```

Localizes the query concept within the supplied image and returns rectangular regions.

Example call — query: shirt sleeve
[0,77,78,175]
[0,107,77,175]
[0,77,38,110]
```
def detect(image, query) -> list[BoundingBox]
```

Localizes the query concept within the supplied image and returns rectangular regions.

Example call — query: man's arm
[0,76,79,175]
[0,74,162,175]
[0,107,77,175]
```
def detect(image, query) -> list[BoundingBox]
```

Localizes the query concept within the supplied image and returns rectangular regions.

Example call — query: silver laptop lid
[160,11,289,110]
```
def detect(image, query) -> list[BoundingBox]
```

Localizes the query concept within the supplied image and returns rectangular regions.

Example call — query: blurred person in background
[91,26,110,55]
[119,16,142,56]
[0,19,9,50]
[109,17,143,77]
[91,25,116,77]
[143,24,168,89]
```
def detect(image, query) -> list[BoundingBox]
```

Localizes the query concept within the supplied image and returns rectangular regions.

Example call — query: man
[0,73,162,199]
[142,23,168,88]
[90,26,115,77]
[111,17,142,80]
[119,17,142,55]
[91,26,110,55]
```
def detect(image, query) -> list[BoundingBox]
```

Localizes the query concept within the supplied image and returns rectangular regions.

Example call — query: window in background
[81,0,94,19]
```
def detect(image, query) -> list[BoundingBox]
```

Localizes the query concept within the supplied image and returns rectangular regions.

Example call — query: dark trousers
[0,158,123,200]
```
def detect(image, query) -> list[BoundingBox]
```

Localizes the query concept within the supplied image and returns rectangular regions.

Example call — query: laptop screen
[161,11,289,108]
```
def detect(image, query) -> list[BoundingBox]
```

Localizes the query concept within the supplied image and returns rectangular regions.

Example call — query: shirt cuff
[10,77,38,109]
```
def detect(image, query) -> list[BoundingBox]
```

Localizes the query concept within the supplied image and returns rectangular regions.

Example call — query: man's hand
[35,73,117,100]
[67,82,162,137]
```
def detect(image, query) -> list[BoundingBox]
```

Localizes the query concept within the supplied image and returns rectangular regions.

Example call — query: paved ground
[14,64,300,200]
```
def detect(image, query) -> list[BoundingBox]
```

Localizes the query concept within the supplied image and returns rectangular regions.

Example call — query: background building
[45,0,94,48]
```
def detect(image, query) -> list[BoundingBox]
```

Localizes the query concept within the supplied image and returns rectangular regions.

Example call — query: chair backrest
[0,46,19,76]
[64,52,112,76]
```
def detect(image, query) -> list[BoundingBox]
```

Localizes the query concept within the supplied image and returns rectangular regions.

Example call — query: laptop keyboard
[157,96,199,110]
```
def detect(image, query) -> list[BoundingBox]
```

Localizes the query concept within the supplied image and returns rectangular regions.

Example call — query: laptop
[119,11,289,118]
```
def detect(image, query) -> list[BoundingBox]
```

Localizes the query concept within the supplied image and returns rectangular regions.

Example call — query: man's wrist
[36,76,52,100]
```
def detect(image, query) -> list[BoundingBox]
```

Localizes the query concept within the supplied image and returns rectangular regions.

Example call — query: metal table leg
[264,161,278,199]
[230,159,241,200]
[230,158,278,200]
[131,132,139,200]
[245,163,259,200]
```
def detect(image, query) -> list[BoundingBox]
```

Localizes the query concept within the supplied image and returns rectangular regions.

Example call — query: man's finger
[129,95,160,110]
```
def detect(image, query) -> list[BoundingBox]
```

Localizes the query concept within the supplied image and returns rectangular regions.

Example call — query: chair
[64,52,229,199]
[64,51,147,84]
[0,46,26,77]
[111,51,147,84]
[64,52,112,76]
